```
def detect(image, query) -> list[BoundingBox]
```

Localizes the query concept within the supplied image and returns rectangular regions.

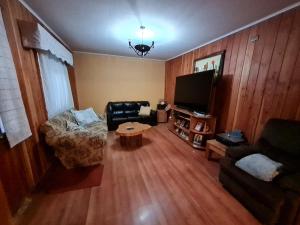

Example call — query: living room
[0,0,300,225]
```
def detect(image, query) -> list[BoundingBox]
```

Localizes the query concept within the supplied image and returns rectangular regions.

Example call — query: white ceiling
[22,0,299,60]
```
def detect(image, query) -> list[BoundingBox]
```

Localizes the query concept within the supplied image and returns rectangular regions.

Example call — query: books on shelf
[175,127,189,140]
[193,134,203,148]
[175,118,190,129]
[194,122,204,131]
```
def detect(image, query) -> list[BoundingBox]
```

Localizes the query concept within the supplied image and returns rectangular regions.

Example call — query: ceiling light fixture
[129,26,154,57]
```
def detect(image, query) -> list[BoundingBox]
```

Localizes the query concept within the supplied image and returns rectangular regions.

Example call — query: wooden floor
[18,124,261,225]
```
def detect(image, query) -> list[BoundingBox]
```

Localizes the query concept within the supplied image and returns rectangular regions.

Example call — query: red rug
[42,163,103,193]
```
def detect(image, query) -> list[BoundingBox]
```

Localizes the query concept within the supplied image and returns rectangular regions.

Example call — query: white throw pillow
[138,106,151,116]
[71,108,100,125]
[235,153,283,182]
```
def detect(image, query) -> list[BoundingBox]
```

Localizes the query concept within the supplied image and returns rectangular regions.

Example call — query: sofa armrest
[226,145,260,160]
[45,130,105,149]
[278,173,300,193]
[150,110,157,125]
[150,109,157,117]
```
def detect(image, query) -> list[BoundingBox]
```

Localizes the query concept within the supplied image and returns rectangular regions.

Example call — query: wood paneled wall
[165,7,300,143]
[0,0,76,216]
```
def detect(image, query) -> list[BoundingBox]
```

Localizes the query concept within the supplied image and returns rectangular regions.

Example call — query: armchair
[40,110,107,169]
[219,119,300,225]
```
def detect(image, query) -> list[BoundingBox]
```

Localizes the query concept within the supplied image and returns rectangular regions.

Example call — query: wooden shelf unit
[168,107,216,149]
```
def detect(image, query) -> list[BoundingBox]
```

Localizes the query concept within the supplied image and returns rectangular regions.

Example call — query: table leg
[119,134,143,148]
[205,148,212,160]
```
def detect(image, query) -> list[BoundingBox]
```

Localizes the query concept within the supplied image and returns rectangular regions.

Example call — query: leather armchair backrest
[106,101,150,117]
[258,119,300,157]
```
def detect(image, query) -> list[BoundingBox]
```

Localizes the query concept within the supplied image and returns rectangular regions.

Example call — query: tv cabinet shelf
[176,115,191,121]
[169,107,216,149]
[173,123,190,133]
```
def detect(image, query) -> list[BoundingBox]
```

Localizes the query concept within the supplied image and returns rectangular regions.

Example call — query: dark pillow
[278,173,300,193]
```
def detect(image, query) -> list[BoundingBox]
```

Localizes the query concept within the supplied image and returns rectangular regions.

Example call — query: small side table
[205,139,228,160]
[157,110,168,123]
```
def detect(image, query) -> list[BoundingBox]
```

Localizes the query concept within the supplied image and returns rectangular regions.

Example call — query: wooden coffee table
[116,122,151,147]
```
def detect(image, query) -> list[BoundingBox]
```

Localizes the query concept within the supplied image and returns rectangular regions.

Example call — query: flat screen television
[174,70,214,114]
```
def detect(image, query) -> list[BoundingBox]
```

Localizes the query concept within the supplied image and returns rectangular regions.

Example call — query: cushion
[66,121,85,131]
[124,102,139,111]
[138,106,151,116]
[235,153,283,182]
[71,108,101,125]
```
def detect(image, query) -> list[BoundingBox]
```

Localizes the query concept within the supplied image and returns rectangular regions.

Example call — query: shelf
[176,115,191,121]
[169,107,216,150]
[190,129,213,135]
[169,128,190,143]
[173,123,190,133]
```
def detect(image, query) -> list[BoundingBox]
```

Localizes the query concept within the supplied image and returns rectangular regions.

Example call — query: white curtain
[38,52,74,118]
[0,8,32,147]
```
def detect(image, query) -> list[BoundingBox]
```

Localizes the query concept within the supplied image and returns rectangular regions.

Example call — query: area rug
[42,162,104,193]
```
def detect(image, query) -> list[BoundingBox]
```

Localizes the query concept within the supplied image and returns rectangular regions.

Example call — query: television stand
[168,106,216,149]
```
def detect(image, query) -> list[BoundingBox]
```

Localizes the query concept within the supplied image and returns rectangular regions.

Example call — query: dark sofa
[219,119,300,225]
[106,101,157,131]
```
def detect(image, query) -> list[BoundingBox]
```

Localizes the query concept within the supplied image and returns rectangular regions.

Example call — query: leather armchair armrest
[150,109,157,117]
[226,145,260,160]
[150,110,157,125]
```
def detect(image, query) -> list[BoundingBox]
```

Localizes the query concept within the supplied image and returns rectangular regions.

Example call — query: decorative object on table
[157,99,167,109]
[216,130,246,146]
[194,51,225,84]
[129,25,154,57]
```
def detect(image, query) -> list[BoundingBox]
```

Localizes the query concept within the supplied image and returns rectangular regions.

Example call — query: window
[38,52,74,118]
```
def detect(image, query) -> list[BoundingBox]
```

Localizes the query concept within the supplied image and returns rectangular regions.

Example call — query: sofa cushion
[124,102,139,111]
[124,110,139,117]
[139,106,151,116]
[112,110,125,118]
[110,102,124,111]
[220,157,285,210]
[71,108,101,125]
[235,153,283,182]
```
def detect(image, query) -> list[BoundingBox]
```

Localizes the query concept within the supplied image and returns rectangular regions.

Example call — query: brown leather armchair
[219,119,300,225]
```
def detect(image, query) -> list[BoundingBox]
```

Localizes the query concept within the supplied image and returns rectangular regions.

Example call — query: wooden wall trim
[0,180,13,225]
[0,0,75,215]
[68,66,79,109]
[165,7,300,143]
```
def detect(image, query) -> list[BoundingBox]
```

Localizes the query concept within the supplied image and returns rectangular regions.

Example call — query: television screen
[174,70,214,113]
